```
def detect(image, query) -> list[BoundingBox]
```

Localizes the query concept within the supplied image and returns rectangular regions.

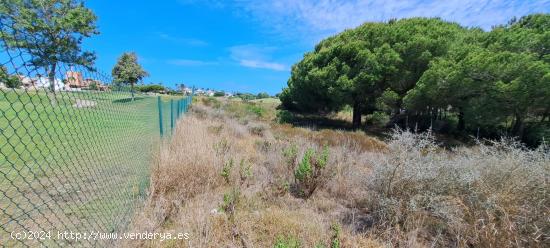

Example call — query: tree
[256,92,270,99]
[112,52,149,100]
[213,91,225,97]
[0,66,22,88]
[0,0,98,92]
[137,84,164,93]
[281,18,464,129]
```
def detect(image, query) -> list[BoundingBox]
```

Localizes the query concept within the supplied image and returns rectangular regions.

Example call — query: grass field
[0,89,181,246]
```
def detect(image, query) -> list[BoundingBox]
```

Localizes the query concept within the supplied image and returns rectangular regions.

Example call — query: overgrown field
[126,97,549,247]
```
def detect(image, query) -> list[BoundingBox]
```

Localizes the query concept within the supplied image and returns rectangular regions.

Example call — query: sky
[83,0,550,95]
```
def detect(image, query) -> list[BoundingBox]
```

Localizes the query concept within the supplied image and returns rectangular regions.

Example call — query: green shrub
[292,145,330,198]
[221,158,234,184]
[330,223,341,248]
[276,110,295,123]
[274,236,301,248]
[238,159,252,184]
[282,144,298,170]
[246,103,265,117]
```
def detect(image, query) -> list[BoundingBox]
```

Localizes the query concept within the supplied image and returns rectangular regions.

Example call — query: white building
[19,75,66,91]
[182,87,193,95]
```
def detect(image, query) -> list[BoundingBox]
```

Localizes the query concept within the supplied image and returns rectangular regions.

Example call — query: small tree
[256,92,270,99]
[112,52,148,100]
[213,91,225,97]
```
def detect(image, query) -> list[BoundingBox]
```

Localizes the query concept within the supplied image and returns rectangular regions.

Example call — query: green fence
[0,26,192,248]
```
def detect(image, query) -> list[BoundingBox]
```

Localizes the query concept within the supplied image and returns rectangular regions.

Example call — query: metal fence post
[158,96,163,137]
[170,99,174,135]
[184,97,187,112]
[176,99,180,119]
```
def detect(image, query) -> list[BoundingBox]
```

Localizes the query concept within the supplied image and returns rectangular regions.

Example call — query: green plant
[221,158,234,184]
[88,82,98,90]
[219,187,241,224]
[239,159,252,184]
[214,138,230,156]
[276,110,295,123]
[282,144,298,170]
[293,145,330,198]
[246,103,265,117]
[330,223,341,248]
[274,236,301,248]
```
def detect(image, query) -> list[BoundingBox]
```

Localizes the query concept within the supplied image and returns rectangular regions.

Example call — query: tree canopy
[112,52,148,100]
[281,15,550,145]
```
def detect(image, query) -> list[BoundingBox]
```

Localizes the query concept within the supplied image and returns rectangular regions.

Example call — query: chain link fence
[0,16,192,247]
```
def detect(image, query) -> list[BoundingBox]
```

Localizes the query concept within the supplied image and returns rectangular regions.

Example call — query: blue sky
[83,0,550,95]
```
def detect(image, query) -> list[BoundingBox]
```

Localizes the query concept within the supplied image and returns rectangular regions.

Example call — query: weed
[239,159,252,185]
[274,236,301,248]
[330,223,341,248]
[221,158,234,184]
[246,103,266,117]
[283,144,298,170]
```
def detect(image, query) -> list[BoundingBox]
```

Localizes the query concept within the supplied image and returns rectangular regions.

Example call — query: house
[181,87,193,95]
[19,75,65,91]
[65,70,84,88]
[82,78,109,91]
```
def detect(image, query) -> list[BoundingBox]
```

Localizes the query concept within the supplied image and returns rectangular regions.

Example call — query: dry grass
[124,101,549,248]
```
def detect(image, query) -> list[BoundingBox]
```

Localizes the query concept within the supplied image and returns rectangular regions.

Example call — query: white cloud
[167,59,218,66]
[229,44,288,71]
[232,0,550,41]
[239,60,287,71]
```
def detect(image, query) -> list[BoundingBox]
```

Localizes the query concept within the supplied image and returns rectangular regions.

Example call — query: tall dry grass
[124,102,549,248]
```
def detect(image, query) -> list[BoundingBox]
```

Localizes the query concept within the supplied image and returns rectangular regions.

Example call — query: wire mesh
[0,12,192,247]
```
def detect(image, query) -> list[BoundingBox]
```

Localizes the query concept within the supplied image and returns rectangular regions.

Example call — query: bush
[274,236,301,248]
[88,82,98,90]
[247,122,268,136]
[365,129,549,246]
[276,110,295,124]
[137,84,165,93]
[246,103,265,117]
[202,96,221,108]
[292,145,329,198]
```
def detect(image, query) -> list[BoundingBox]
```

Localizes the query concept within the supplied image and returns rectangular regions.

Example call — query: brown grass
[124,101,549,248]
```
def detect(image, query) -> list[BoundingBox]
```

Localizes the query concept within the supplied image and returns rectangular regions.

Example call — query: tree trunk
[352,100,361,129]
[512,114,525,139]
[457,109,465,131]
[130,82,135,101]
[47,63,57,106]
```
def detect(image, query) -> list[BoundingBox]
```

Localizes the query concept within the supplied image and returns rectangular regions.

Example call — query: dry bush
[272,124,387,152]
[126,100,548,248]
[365,129,550,247]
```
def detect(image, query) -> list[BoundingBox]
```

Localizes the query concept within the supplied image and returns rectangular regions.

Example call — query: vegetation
[214,91,225,97]
[0,66,21,88]
[0,0,98,90]
[280,15,550,146]
[112,52,149,101]
[136,84,165,93]
[256,92,270,99]
[127,99,549,247]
